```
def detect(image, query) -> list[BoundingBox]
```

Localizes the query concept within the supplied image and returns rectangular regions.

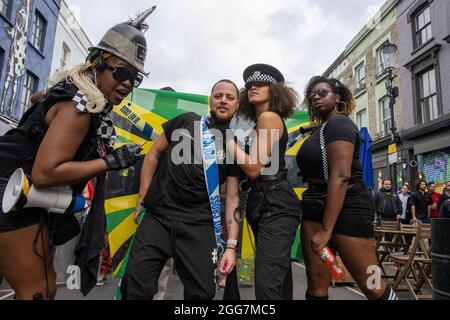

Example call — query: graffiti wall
[419,148,450,190]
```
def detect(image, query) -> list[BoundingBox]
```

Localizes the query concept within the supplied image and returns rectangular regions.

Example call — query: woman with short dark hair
[296,76,397,300]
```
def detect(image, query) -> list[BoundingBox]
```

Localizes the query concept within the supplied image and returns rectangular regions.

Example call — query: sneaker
[96,276,107,287]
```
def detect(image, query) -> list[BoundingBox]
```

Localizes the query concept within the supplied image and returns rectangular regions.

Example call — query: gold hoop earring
[335,101,347,114]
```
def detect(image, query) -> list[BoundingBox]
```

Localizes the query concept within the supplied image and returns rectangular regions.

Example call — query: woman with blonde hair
[0,10,155,299]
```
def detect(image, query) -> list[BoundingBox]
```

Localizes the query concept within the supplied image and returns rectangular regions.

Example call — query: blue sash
[200,116,226,255]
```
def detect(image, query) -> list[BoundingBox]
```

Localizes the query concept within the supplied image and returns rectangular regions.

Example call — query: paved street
[2,258,434,301]
[0,261,394,301]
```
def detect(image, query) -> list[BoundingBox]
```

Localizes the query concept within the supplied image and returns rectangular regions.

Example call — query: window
[0,0,9,17]
[417,67,438,123]
[356,109,368,129]
[376,41,390,75]
[19,72,38,118]
[414,5,432,48]
[356,63,365,89]
[379,97,391,137]
[59,43,71,70]
[31,11,46,51]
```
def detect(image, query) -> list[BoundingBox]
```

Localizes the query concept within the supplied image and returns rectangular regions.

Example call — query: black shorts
[0,178,42,233]
[301,182,375,238]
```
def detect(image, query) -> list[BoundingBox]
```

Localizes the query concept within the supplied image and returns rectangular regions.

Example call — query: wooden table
[375,228,430,256]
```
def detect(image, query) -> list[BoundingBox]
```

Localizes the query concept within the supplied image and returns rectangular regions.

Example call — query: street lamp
[380,42,400,191]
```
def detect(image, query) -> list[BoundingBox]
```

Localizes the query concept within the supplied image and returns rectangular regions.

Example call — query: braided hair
[303,76,355,124]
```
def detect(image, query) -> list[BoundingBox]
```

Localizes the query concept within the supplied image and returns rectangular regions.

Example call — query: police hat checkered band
[245,73,278,87]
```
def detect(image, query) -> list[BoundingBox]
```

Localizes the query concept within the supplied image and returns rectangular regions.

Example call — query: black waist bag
[300,191,327,216]
[300,122,329,218]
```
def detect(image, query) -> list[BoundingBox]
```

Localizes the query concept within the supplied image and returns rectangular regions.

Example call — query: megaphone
[2,169,86,215]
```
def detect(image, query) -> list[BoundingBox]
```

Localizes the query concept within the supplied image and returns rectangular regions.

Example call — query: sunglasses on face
[309,88,331,102]
[104,63,143,88]
[246,82,269,90]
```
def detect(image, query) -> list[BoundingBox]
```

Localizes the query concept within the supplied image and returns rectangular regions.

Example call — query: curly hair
[303,76,356,124]
[238,83,298,121]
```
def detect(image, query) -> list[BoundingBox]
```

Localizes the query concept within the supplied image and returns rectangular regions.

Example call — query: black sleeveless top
[0,80,103,192]
[245,117,288,177]
[0,80,105,234]
[260,121,288,175]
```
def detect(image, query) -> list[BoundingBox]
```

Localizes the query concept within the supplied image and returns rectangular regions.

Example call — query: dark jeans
[223,267,240,300]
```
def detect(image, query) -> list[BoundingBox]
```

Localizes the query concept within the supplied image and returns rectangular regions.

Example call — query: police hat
[243,64,285,89]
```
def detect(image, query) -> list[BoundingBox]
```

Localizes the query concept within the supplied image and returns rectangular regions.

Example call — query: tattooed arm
[219,176,240,275]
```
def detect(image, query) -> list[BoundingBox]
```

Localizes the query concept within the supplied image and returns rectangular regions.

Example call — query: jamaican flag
[106,88,311,290]
[106,88,209,279]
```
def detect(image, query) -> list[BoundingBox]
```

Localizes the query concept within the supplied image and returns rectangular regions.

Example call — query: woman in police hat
[227,64,300,300]
[0,8,155,300]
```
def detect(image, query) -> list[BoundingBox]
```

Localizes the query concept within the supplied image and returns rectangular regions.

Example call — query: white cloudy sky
[66,0,386,97]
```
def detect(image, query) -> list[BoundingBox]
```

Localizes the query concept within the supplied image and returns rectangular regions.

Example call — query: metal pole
[388,69,398,192]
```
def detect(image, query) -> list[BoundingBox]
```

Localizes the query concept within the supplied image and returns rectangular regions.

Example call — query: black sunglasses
[104,63,143,88]
[309,88,331,102]
[245,81,269,90]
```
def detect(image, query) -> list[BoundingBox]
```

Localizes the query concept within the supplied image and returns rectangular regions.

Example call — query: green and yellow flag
[106,88,310,282]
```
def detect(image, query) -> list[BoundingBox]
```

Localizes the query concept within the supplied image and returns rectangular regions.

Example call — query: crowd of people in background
[374,178,450,225]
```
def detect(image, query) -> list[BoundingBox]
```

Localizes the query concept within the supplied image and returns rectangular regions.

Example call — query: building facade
[395,0,450,192]
[0,0,61,135]
[324,0,403,191]
[50,0,92,76]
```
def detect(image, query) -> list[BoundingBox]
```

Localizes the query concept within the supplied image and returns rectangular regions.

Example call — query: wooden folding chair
[376,220,406,276]
[390,223,433,300]
[413,224,432,295]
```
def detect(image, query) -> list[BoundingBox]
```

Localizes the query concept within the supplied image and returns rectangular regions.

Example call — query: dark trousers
[121,214,217,300]
[223,267,241,300]
[246,180,300,300]
[249,214,298,300]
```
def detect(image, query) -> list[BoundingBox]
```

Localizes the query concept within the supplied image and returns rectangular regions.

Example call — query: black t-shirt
[296,114,363,183]
[412,191,432,218]
[143,112,240,224]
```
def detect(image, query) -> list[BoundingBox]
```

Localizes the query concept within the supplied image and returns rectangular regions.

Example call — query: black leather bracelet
[101,157,110,171]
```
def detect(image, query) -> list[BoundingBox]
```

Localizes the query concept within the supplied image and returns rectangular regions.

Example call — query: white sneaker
[96,276,107,287]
